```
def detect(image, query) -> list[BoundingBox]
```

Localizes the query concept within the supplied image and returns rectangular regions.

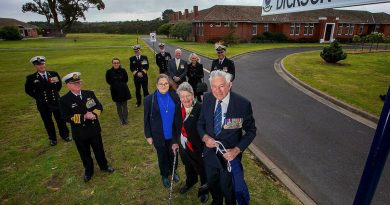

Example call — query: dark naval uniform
[130,55,149,106]
[60,90,111,179]
[156,51,172,74]
[211,58,236,81]
[25,71,69,143]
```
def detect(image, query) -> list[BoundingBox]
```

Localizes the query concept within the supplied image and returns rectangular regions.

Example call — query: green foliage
[320,41,347,63]
[169,21,192,41]
[158,23,172,37]
[0,26,23,40]
[222,31,240,46]
[252,32,288,43]
[366,32,385,51]
[162,9,174,22]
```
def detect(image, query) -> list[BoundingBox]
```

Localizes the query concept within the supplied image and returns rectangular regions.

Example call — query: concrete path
[143,38,390,205]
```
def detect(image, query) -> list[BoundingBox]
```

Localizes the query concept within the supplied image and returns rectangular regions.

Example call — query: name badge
[86,98,96,109]
[141,60,148,65]
[180,64,184,69]
[223,118,243,129]
[223,67,228,72]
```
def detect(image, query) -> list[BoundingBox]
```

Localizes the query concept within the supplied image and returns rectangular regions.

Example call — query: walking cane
[168,149,178,205]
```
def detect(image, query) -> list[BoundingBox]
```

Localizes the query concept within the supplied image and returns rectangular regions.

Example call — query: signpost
[261,0,390,16]
[150,32,156,52]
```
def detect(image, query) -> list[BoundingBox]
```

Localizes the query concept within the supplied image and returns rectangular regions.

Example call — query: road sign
[262,0,390,16]
[150,33,156,42]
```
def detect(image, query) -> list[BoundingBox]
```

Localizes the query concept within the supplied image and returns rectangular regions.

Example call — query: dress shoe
[63,137,72,142]
[198,184,209,204]
[173,173,180,183]
[50,140,57,146]
[162,177,170,188]
[179,184,193,194]
[135,103,140,108]
[84,175,92,182]
[101,166,114,173]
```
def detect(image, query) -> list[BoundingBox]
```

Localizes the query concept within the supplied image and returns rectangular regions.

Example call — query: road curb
[276,54,378,128]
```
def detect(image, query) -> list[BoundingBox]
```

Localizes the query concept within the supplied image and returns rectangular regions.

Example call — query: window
[264,23,269,32]
[196,23,204,36]
[252,24,257,35]
[304,23,309,35]
[295,23,301,35]
[200,23,204,36]
[290,23,295,35]
[224,22,229,27]
[338,24,343,35]
[349,24,354,35]
[309,23,314,35]
[374,25,380,32]
[345,24,350,36]
[359,24,364,35]
[216,22,221,27]
[233,22,238,27]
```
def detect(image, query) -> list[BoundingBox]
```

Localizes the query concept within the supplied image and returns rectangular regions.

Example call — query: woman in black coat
[105,58,131,125]
[176,82,209,204]
[187,53,204,102]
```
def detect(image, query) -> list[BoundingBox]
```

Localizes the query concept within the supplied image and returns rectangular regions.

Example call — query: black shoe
[84,175,92,182]
[136,103,140,107]
[162,177,170,188]
[50,140,57,146]
[198,184,209,204]
[173,173,180,183]
[63,137,72,142]
[101,166,114,173]
[179,184,193,194]
[379,94,386,101]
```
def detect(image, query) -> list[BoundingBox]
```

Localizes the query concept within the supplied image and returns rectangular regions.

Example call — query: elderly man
[130,45,149,107]
[168,49,188,85]
[59,72,114,182]
[197,70,256,205]
[211,45,236,81]
[25,56,70,146]
[155,43,172,74]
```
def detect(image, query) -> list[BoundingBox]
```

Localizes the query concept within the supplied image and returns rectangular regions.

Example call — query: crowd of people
[24,42,256,205]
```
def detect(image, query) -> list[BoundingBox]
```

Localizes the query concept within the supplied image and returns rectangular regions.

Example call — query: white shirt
[219,57,225,64]
[175,58,180,69]
[214,92,230,128]
[39,71,47,79]
[72,91,82,100]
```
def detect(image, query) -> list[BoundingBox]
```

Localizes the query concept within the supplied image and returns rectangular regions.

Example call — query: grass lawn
[0,33,299,204]
[161,38,323,58]
[283,50,390,116]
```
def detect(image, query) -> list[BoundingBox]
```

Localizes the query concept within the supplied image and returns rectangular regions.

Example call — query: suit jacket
[168,58,188,85]
[60,90,103,140]
[182,102,203,153]
[187,62,204,86]
[25,71,62,110]
[211,58,236,81]
[144,91,182,147]
[105,67,131,102]
[197,92,256,166]
[130,55,149,82]
[156,52,172,73]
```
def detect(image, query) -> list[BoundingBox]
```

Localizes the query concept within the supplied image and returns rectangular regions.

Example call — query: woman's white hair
[188,53,201,63]
[176,82,194,96]
[209,70,232,83]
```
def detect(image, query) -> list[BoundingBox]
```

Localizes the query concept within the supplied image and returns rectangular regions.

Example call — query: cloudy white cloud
[2,0,390,22]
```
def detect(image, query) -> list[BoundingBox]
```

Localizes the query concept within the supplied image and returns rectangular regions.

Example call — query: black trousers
[155,139,178,178]
[179,145,207,187]
[134,78,149,105]
[37,104,69,141]
[115,101,128,124]
[74,134,108,176]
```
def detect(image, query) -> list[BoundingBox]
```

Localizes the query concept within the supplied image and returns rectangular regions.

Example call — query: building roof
[181,5,390,24]
[0,18,39,29]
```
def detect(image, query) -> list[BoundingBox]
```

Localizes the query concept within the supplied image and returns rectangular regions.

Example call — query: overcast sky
[3,0,390,22]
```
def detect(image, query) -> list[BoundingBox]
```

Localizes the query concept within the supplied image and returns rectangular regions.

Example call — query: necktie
[42,74,47,81]
[77,95,82,101]
[219,60,223,65]
[214,100,222,136]
[137,56,140,61]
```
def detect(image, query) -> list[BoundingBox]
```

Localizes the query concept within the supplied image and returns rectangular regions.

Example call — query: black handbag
[196,79,208,93]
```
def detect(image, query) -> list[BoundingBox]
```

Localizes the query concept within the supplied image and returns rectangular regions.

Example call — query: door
[324,24,333,41]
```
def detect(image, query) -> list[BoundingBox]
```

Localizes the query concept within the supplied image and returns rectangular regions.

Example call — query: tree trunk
[47,0,63,37]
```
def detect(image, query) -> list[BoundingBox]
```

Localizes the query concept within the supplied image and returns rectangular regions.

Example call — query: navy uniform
[211,45,236,81]
[59,72,114,182]
[24,56,70,146]
[130,45,149,107]
[155,43,172,74]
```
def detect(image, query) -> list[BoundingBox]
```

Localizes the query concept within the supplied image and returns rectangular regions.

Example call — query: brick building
[169,5,390,43]
[0,18,39,38]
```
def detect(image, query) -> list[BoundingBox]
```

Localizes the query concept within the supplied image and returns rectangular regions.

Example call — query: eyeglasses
[158,83,169,87]
[112,62,120,64]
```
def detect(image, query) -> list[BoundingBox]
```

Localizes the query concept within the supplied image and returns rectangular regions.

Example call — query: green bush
[169,21,192,41]
[252,32,287,43]
[0,26,23,40]
[222,31,240,46]
[320,41,347,63]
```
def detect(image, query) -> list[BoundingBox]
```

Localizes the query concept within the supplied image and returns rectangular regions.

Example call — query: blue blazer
[197,92,256,163]
[144,91,182,147]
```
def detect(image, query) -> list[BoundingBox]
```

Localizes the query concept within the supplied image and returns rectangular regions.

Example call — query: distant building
[0,18,39,38]
[169,5,390,43]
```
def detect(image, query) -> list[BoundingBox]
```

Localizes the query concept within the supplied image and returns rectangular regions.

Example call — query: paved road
[144,38,390,205]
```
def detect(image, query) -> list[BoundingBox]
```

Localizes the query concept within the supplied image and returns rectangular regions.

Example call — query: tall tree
[22,0,105,36]
[162,9,174,22]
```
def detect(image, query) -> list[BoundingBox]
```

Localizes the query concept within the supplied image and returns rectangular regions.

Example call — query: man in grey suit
[168,49,188,85]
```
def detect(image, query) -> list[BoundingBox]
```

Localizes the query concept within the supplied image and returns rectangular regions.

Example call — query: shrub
[0,26,23,40]
[221,31,240,46]
[252,32,287,43]
[206,37,222,44]
[169,21,192,41]
[320,41,347,63]
[251,34,266,43]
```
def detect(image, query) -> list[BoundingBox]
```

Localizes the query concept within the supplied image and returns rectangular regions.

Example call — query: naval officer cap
[158,43,165,48]
[30,56,46,65]
[62,72,81,84]
[132,45,141,50]
[215,44,226,52]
